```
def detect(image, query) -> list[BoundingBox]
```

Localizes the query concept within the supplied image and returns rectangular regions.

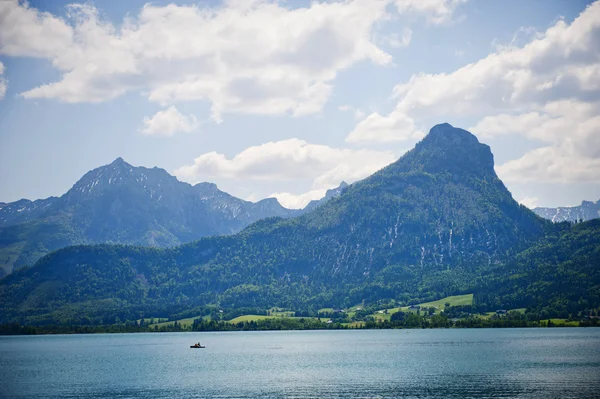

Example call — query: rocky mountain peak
[66,158,178,201]
[110,156,127,165]
[387,123,496,179]
[257,197,282,206]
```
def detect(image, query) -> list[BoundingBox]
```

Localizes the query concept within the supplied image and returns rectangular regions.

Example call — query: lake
[1,328,599,398]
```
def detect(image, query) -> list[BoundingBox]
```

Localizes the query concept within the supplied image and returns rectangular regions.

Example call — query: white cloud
[391,2,600,118]
[1,0,392,120]
[470,100,600,183]
[470,112,552,139]
[346,111,424,143]
[267,189,327,209]
[0,1,73,58]
[393,0,468,25]
[498,145,600,184]
[142,106,198,136]
[384,28,412,48]
[174,138,395,199]
[519,196,539,209]
[349,1,600,183]
[0,61,6,99]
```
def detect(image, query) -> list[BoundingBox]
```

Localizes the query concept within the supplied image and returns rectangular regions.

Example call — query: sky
[0,0,599,209]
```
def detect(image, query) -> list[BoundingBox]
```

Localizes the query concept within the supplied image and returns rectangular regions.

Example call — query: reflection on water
[1,328,599,399]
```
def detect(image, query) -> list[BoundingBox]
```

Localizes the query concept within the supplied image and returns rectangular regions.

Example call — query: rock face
[0,158,300,275]
[0,124,551,324]
[533,200,600,223]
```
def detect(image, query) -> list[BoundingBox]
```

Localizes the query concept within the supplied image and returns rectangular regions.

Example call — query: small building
[496,309,507,316]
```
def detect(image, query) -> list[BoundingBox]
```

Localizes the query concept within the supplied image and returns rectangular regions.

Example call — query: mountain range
[533,200,600,223]
[4,123,595,326]
[0,159,346,277]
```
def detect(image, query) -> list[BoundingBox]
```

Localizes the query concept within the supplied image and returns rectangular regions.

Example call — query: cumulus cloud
[0,61,6,99]
[471,100,600,183]
[519,196,539,209]
[0,1,73,58]
[393,0,468,25]
[498,145,600,184]
[142,106,198,136]
[1,0,392,120]
[174,139,396,206]
[349,1,600,183]
[346,111,424,143]
[398,2,600,116]
[267,189,328,210]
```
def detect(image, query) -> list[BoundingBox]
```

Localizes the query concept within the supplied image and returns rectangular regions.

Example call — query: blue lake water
[1,328,599,398]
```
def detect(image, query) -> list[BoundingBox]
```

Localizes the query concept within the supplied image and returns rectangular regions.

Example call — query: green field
[372,311,393,321]
[543,319,580,327]
[481,308,527,319]
[228,315,277,323]
[318,308,335,313]
[269,310,295,317]
[371,294,474,321]
[418,294,474,309]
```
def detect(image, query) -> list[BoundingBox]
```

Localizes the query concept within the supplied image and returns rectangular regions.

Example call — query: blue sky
[0,0,598,209]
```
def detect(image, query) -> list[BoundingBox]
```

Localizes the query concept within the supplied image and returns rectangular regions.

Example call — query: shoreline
[2,321,597,336]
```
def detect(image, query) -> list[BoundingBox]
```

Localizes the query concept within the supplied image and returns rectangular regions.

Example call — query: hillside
[0,124,556,325]
[0,158,301,276]
[475,220,600,317]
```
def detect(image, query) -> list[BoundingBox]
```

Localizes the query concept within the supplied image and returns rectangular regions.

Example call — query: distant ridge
[0,158,311,275]
[534,199,600,223]
[303,182,349,212]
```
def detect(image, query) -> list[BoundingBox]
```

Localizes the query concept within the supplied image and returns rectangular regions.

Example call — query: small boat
[190,343,205,348]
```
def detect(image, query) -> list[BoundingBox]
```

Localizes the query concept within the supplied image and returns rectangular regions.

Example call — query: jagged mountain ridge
[0,197,59,227]
[0,158,311,275]
[303,181,349,212]
[533,199,600,223]
[0,124,551,325]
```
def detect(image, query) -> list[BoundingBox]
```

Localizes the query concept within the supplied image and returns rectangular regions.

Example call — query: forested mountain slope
[475,220,600,317]
[0,124,557,325]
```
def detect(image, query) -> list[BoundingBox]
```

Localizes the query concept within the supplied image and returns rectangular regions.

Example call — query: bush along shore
[2,308,598,335]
